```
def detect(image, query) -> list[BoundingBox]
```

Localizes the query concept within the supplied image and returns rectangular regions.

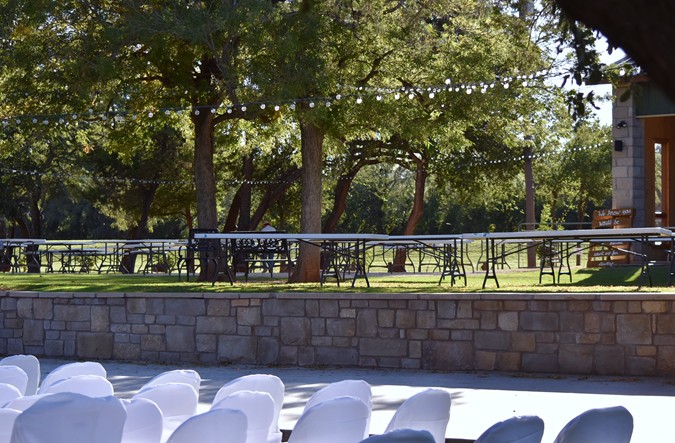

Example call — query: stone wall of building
[2,291,675,376]
[612,85,645,226]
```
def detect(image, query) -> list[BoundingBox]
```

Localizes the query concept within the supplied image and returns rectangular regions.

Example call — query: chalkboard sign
[587,208,634,267]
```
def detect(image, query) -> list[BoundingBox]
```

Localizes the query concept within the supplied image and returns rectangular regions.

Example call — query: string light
[0,69,557,128]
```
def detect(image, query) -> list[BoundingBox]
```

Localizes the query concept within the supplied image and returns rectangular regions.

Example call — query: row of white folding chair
[469,405,633,443]
[212,373,285,443]
[0,356,40,396]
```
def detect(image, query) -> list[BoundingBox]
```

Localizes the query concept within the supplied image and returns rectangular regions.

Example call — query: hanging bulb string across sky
[0,140,608,187]
[0,69,556,127]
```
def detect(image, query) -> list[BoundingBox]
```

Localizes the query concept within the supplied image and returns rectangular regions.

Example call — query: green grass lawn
[1,265,673,293]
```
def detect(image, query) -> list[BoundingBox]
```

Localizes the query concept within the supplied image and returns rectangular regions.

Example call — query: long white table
[465,227,674,288]
[193,232,389,287]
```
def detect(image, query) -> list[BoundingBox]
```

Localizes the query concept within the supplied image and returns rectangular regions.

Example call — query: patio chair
[211,390,275,443]
[120,398,163,443]
[177,228,231,285]
[288,396,370,443]
[39,361,107,394]
[303,380,372,438]
[474,416,544,443]
[552,406,633,443]
[0,355,40,396]
[166,408,248,443]
[0,366,28,396]
[384,389,451,443]
[0,409,21,443]
[359,429,436,443]
[141,369,201,396]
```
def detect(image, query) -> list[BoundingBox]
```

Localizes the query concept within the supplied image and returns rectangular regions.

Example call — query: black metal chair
[177,229,231,285]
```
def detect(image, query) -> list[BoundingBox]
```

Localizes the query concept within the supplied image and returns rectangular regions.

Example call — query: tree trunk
[393,160,428,271]
[238,155,254,230]
[250,167,301,230]
[323,174,354,233]
[26,196,42,273]
[289,120,324,283]
[191,109,218,281]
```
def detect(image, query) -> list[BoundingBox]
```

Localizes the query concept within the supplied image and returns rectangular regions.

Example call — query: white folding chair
[0,383,22,406]
[359,429,436,443]
[166,408,248,443]
[474,416,545,443]
[0,356,40,396]
[0,367,28,396]
[0,409,21,443]
[121,398,163,443]
[211,390,275,443]
[3,394,49,412]
[132,382,198,441]
[142,370,201,396]
[39,361,107,393]
[213,374,285,443]
[304,380,372,438]
[553,406,633,443]
[385,389,451,443]
[40,374,114,398]
[9,392,126,443]
[288,396,370,443]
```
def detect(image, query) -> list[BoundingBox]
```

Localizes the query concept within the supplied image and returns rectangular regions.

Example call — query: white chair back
[359,429,436,443]
[288,396,370,443]
[385,389,451,443]
[121,398,163,443]
[474,416,545,443]
[40,375,114,398]
[212,390,275,443]
[0,367,28,396]
[3,395,48,412]
[0,409,21,443]
[304,380,372,438]
[39,361,106,393]
[132,382,198,441]
[166,408,248,443]
[0,383,22,406]
[0,356,40,396]
[142,370,201,396]
[213,374,285,440]
[553,406,633,443]
[9,392,126,443]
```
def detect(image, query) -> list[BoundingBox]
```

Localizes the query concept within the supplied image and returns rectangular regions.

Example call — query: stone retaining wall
[2,291,675,376]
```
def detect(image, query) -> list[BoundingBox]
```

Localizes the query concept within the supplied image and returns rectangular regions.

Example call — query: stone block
[23,319,44,346]
[475,331,509,350]
[197,316,236,334]
[327,319,355,337]
[594,345,625,375]
[218,336,258,363]
[401,358,420,369]
[114,343,141,360]
[207,299,230,316]
[617,314,652,345]
[145,298,165,315]
[165,299,205,316]
[263,299,305,317]
[559,344,593,374]
[627,357,656,376]
[127,298,146,314]
[498,312,518,331]
[377,310,395,327]
[17,298,33,318]
[521,353,557,373]
[280,317,310,345]
[429,330,449,340]
[305,300,319,317]
[77,332,114,359]
[315,347,358,366]
[33,299,53,320]
[416,311,436,329]
[520,312,558,331]
[421,341,473,371]
[196,334,217,353]
[237,307,261,326]
[457,301,473,318]
[340,308,356,319]
[360,338,407,357]
[177,315,196,326]
[141,335,165,352]
[131,324,148,334]
[166,326,195,352]
[279,346,298,365]
[258,337,279,364]
[395,310,415,328]
[559,312,584,332]
[642,301,668,313]
[436,300,457,319]
[356,310,378,337]
[298,346,315,366]
[319,300,339,317]
[110,306,127,323]
[91,306,110,332]
[475,300,503,311]
[332,337,351,347]
[44,340,64,356]
[475,351,496,370]
[657,346,675,374]
[496,352,521,371]
[54,305,90,322]
[656,314,675,334]
[409,300,428,310]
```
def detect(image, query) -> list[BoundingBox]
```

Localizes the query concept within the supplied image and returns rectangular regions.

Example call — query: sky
[579,40,626,127]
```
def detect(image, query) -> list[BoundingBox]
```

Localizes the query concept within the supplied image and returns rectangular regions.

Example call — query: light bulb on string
[356,97,363,104]
[394,93,400,100]
[429,92,435,98]
[241,106,247,112]
[290,103,296,110]
[309,102,315,108]
[194,110,200,115]
[260,104,266,109]
[210,108,216,113]
[148,112,153,117]
[227,108,232,114]
[32,118,37,123]
[376,95,382,101]
[335,94,342,100]
[164,110,170,115]
[408,93,414,99]
[325,101,331,107]
[274,105,280,111]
